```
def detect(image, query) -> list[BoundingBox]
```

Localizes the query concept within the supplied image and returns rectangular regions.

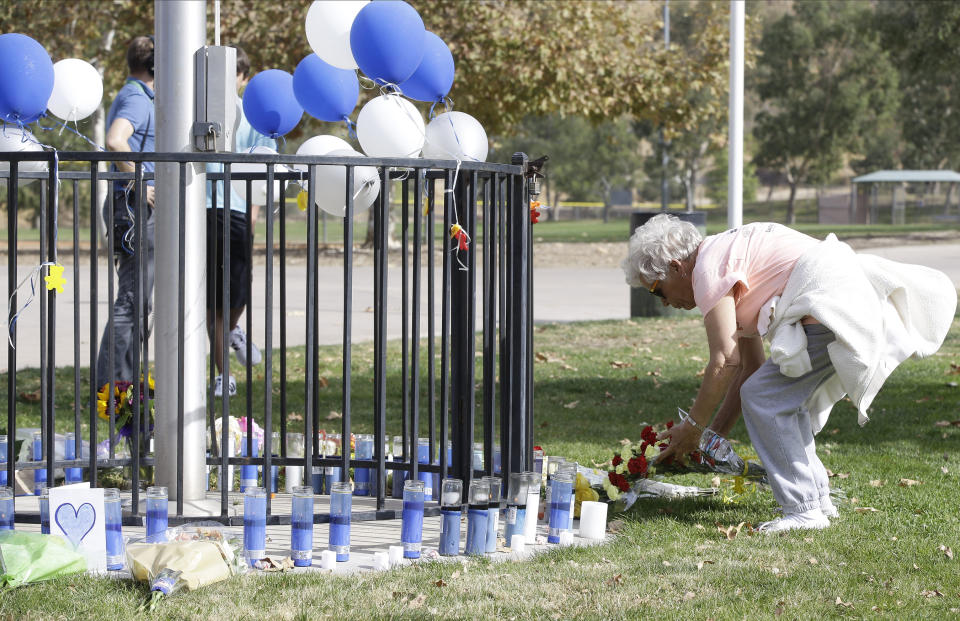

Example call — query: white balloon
[230,146,289,205]
[47,59,103,122]
[309,148,380,217]
[422,111,488,162]
[0,127,47,185]
[305,0,369,70]
[297,135,353,157]
[356,94,425,159]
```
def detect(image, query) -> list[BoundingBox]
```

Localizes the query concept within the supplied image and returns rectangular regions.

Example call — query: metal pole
[659,0,670,213]
[155,0,208,500]
[728,0,745,229]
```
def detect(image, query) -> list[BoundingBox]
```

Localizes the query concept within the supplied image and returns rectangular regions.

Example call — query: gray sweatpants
[740,324,836,514]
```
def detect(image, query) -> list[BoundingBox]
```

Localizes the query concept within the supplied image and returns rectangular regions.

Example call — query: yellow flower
[97,399,108,420]
[575,473,591,491]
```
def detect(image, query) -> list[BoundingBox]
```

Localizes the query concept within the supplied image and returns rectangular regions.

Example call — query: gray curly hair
[621,214,703,287]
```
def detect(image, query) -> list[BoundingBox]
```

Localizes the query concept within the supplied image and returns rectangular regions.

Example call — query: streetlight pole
[660,0,670,213]
[728,0,745,229]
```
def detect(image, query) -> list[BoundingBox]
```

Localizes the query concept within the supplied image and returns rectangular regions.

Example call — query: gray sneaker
[230,326,262,366]
[213,374,237,397]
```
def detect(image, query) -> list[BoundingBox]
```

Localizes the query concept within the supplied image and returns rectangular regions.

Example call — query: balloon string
[343,117,358,140]
[6,261,60,349]
[42,118,106,151]
[357,73,377,91]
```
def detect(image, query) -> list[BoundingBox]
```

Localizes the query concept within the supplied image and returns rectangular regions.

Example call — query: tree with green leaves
[753,1,898,224]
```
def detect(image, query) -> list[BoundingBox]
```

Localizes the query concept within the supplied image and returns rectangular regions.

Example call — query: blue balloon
[242,69,303,138]
[0,33,54,124]
[293,54,360,123]
[350,1,426,86]
[399,31,454,103]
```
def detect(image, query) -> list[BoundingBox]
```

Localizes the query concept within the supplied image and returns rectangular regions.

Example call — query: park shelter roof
[852,170,960,184]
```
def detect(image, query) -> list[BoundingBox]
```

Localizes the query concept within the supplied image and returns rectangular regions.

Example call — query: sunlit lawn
[2,312,959,619]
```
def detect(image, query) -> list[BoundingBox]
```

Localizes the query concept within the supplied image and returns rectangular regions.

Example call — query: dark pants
[96,190,154,387]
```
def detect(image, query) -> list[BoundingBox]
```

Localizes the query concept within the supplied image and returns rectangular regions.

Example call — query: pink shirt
[692,223,819,336]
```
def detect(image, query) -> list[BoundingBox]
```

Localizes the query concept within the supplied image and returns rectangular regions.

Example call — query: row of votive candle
[0,433,85,492]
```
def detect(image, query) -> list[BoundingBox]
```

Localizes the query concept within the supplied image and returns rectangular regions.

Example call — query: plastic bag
[126,522,247,609]
[0,531,87,589]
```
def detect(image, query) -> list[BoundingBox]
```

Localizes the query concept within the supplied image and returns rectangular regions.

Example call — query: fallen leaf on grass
[942,466,949,474]
[809,558,818,565]
[646,368,661,377]
[603,391,615,400]
[869,480,886,487]
[939,545,954,560]
[408,594,427,609]
[921,589,944,598]
[605,574,623,587]
[696,560,715,571]
[434,579,447,588]
[610,360,633,368]
[563,401,579,409]
[607,519,625,533]
[560,363,577,371]
[683,591,696,601]
[835,597,854,608]
[934,420,960,427]
[775,602,785,616]
[825,469,849,478]
[18,390,40,403]
[450,570,461,579]
[716,521,749,540]
[899,478,922,487]
[913,563,920,570]
[854,506,879,513]
[288,412,303,422]
[325,411,342,420]
[694,524,705,530]
[317,376,329,389]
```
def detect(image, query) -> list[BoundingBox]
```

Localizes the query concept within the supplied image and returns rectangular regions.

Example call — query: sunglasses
[648,279,664,299]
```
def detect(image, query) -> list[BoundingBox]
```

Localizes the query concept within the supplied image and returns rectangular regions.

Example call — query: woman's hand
[654,420,701,465]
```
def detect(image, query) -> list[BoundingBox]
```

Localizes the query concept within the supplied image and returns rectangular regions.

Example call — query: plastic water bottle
[698,428,744,474]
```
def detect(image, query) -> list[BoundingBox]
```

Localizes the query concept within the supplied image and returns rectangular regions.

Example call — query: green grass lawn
[2,314,959,619]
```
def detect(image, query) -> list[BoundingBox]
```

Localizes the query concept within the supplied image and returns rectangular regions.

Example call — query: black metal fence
[0,149,536,524]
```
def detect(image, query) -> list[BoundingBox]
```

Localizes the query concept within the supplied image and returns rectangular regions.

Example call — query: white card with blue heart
[49,483,107,573]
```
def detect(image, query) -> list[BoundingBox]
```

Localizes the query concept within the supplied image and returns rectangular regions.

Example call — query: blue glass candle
[38,487,49,534]
[483,476,501,554]
[543,457,566,528]
[354,434,373,496]
[64,432,82,484]
[241,437,259,493]
[329,481,351,562]
[438,479,462,556]
[244,486,266,566]
[548,472,574,544]
[145,486,168,541]
[391,435,406,498]
[290,486,314,567]
[464,480,489,556]
[503,472,528,546]
[0,486,12,530]
[416,438,432,499]
[533,448,544,477]
[401,479,425,559]
[32,431,45,495]
[522,472,541,542]
[324,433,342,494]
[0,435,7,487]
[558,463,578,531]
[104,488,124,570]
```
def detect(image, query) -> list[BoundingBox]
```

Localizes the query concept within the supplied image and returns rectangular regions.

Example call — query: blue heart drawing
[54,502,96,548]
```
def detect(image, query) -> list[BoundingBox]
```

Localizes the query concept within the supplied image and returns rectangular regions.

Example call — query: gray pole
[659,0,670,212]
[154,0,208,500]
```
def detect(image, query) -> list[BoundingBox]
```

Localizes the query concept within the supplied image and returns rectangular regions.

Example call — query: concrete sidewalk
[1,242,958,371]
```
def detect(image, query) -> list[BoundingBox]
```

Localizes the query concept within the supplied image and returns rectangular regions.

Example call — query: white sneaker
[821,497,839,518]
[213,374,237,397]
[757,508,830,534]
[230,326,262,366]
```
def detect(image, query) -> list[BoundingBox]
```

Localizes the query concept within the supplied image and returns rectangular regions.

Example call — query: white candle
[321,550,337,570]
[285,466,304,493]
[558,530,574,546]
[388,545,404,566]
[441,491,460,506]
[510,534,526,554]
[373,551,390,571]
[523,489,539,540]
[578,501,608,541]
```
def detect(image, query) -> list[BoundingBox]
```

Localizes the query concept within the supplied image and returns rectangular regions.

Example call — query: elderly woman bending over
[622,214,955,532]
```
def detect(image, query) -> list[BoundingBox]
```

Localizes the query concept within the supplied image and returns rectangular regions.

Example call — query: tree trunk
[685,166,696,212]
[600,177,612,223]
[786,182,798,225]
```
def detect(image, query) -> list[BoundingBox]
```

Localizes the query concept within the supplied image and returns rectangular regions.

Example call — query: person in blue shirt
[206,46,274,397]
[96,35,156,387]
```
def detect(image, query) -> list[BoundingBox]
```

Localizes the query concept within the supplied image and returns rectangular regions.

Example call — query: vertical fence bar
[263,161,277,505]
[304,163,318,511]
[427,177,439,480]
[341,166,355,484]
[411,170,423,497]
[482,175,497,477]
[374,167,390,510]
[72,180,82,473]
[131,161,144,512]
[218,165,231,517]
[401,177,410,498]
[497,175,511,479]
[43,170,57,502]
[5,162,16,495]
[88,162,100,485]
[508,154,531,473]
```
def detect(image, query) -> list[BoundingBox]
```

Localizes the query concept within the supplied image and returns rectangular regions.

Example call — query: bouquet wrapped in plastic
[0,531,87,589]
[126,522,247,609]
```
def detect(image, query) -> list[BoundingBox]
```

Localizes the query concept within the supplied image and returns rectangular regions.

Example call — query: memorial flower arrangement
[97,375,156,485]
